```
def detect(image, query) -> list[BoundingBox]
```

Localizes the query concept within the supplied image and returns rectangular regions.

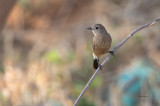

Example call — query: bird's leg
[108,51,114,56]
[97,59,103,70]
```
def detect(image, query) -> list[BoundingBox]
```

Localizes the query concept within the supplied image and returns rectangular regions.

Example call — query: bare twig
[73,17,160,106]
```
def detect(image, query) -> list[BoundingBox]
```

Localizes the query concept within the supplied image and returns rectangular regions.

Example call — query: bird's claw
[98,64,103,70]
[108,51,114,56]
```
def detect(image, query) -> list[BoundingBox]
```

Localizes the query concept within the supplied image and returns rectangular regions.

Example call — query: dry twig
[73,17,160,106]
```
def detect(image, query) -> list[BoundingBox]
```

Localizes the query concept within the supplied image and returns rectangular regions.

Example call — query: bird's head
[87,24,107,35]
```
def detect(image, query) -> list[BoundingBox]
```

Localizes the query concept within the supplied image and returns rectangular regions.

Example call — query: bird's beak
[86,27,93,30]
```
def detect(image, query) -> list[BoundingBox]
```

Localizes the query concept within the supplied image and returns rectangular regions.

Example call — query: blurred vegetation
[0,0,160,106]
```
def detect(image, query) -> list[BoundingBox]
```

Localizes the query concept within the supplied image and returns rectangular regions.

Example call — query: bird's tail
[93,58,99,69]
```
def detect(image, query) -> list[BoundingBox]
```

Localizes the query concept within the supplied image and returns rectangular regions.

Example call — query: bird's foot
[108,51,114,56]
[98,64,103,70]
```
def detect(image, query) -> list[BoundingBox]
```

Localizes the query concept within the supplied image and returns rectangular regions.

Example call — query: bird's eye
[96,27,98,29]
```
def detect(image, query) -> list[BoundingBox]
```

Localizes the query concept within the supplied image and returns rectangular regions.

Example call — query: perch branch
[73,17,160,106]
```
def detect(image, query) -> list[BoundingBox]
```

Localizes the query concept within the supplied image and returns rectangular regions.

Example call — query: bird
[87,24,113,69]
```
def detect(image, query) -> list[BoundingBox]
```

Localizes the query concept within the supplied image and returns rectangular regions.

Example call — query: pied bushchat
[87,24,113,69]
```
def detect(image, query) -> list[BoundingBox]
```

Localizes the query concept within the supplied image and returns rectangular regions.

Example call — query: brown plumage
[87,24,112,69]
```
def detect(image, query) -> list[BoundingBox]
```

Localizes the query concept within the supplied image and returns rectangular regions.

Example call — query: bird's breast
[92,35,112,57]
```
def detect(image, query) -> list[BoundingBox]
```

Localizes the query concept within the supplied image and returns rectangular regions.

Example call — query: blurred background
[0,0,160,106]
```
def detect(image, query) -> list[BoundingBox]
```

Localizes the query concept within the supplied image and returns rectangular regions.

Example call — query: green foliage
[86,42,92,53]
[0,92,6,105]
[18,0,29,9]
[77,97,95,106]
[45,50,63,65]
[134,34,142,43]
[0,65,5,74]
[45,49,75,65]
[66,50,75,62]
[90,76,102,88]
[73,81,84,96]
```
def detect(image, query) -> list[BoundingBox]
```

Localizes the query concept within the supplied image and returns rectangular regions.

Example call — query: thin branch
[73,17,160,106]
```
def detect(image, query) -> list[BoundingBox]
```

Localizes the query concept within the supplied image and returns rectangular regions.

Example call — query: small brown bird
[87,24,113,69]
